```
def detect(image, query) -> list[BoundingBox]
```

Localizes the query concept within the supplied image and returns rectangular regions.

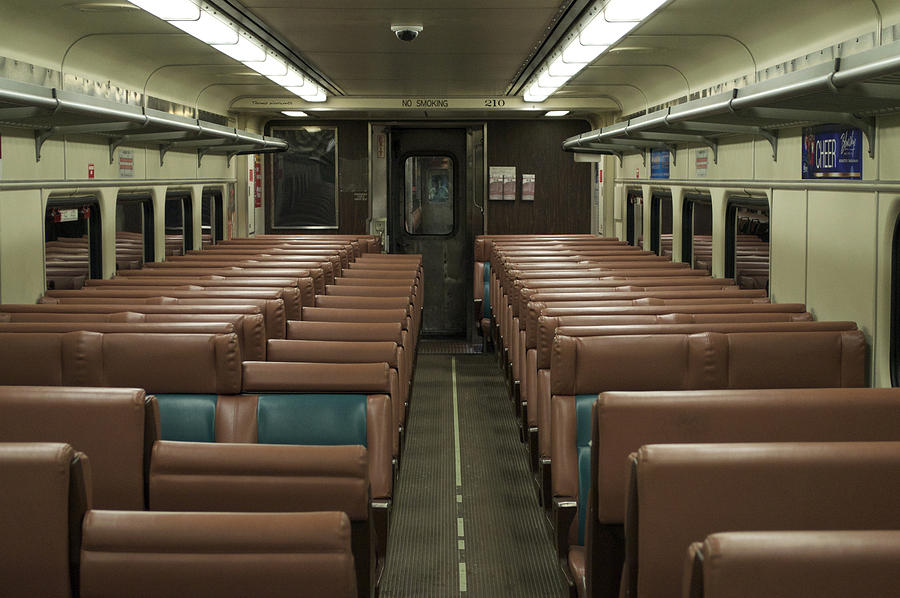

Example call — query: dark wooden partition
[486,119,592,235]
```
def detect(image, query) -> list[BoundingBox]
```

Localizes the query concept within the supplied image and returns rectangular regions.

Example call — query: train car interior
[3,0,900,597]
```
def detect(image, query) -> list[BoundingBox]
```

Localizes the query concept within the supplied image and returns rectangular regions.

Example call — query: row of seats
[473,234,897,598]
[1,233,420,598]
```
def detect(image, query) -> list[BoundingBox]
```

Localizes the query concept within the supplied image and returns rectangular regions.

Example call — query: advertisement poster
[802,125,862,180]
[489,166,516,200]
[522,174,535,201]
[650,149,670,179]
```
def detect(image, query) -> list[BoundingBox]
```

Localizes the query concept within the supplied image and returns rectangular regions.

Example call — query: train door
[389,127,469,337]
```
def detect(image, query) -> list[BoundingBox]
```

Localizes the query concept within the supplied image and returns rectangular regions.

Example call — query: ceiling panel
[240,5,565,95]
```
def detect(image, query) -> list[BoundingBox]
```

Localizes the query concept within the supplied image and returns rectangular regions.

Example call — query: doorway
[389,127,472,338]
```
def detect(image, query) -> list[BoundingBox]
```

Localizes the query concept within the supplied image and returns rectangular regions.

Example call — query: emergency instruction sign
[802,125,862,180]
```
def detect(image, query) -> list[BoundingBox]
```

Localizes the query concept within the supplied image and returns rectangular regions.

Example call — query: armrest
[149,441,369,520]
[80,510,356,598]
[553,497,577,562]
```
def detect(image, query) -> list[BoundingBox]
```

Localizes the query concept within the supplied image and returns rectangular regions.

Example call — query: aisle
[380,353,569,597]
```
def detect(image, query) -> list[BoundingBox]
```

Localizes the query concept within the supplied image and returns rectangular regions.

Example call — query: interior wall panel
[769,190,808,305]
[485,119,592,235]
[805,191,877,381]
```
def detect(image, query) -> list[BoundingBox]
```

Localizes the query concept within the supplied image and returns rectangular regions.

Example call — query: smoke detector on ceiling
[391,25,423,42]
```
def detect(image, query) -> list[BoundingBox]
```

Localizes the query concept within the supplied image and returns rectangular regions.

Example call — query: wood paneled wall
[485,119,592,235]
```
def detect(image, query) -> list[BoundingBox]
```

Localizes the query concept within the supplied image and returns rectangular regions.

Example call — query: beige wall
[600,115,900,386]
[0,126,239,303]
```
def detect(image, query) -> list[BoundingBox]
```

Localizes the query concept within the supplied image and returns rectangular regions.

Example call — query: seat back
[683,531,900,598]
[627,442,900,598]
[0,442,89,598]
[0,386,155,510]
[577,388,900,598]
[0,330,242,393]
[80,510,358,598]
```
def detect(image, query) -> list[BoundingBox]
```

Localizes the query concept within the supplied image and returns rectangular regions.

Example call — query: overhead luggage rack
[0,76,287,167]
[563,38,900,164]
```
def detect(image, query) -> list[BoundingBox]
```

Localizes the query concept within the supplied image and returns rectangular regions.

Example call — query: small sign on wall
[489,166,516,200]
[88,163,95,179]
[802,124,862,180]
[254,158,263,208]
[522,173,535,201]
[695,149,708,178]
[118,149,134,178]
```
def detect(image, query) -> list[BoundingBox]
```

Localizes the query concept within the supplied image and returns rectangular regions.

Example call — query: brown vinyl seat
[145,259,337,286]
[116,267,325,296]
[682,531,900,598]
[569,388,900,598]
[43,286,299,322]
[38,295,286,339]
[0,330,242,392]
[0,442,89,598]
[0,442,358,598]
[87,276,314,313]
[625,442,900,598]
[268,338,405,458]
[0,303,269,347]
[0,319,265,361]
[548,329,867,596]
[81,510,358,598]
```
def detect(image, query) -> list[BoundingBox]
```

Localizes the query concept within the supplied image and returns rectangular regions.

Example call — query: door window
[405,156,454,235]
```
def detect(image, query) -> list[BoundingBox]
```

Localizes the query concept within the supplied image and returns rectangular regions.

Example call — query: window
[116,193,154,270]
[270,126,338,230]
[626,190,643,247]
[404,156,454,235]
[682,196,712,270]
[650,193,673,256]
[45,196,101,290]
[726,196,770,292]
[165,192,193,256]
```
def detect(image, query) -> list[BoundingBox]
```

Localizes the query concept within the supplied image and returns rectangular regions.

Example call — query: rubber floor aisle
[380,353,570,597]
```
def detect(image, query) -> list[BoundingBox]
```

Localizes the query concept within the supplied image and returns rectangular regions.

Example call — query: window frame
[116,192,155,265]
[682,194,713,268]
[45,194,102,284]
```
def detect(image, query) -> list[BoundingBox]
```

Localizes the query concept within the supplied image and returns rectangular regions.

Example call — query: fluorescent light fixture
[169,9,238,45]
[242,53,288,77]
[524,82,551,103]
[300,88,327,102]
[282,111,309,117]
[549,55,588,77]
[545,110,570,117]
[127,0,200,20]
[604,0,667,22]
[213,35,266,62]
[268,70,308,88]
[562,35,608,64]
[537,71,570,89]
[580,11,638,45]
